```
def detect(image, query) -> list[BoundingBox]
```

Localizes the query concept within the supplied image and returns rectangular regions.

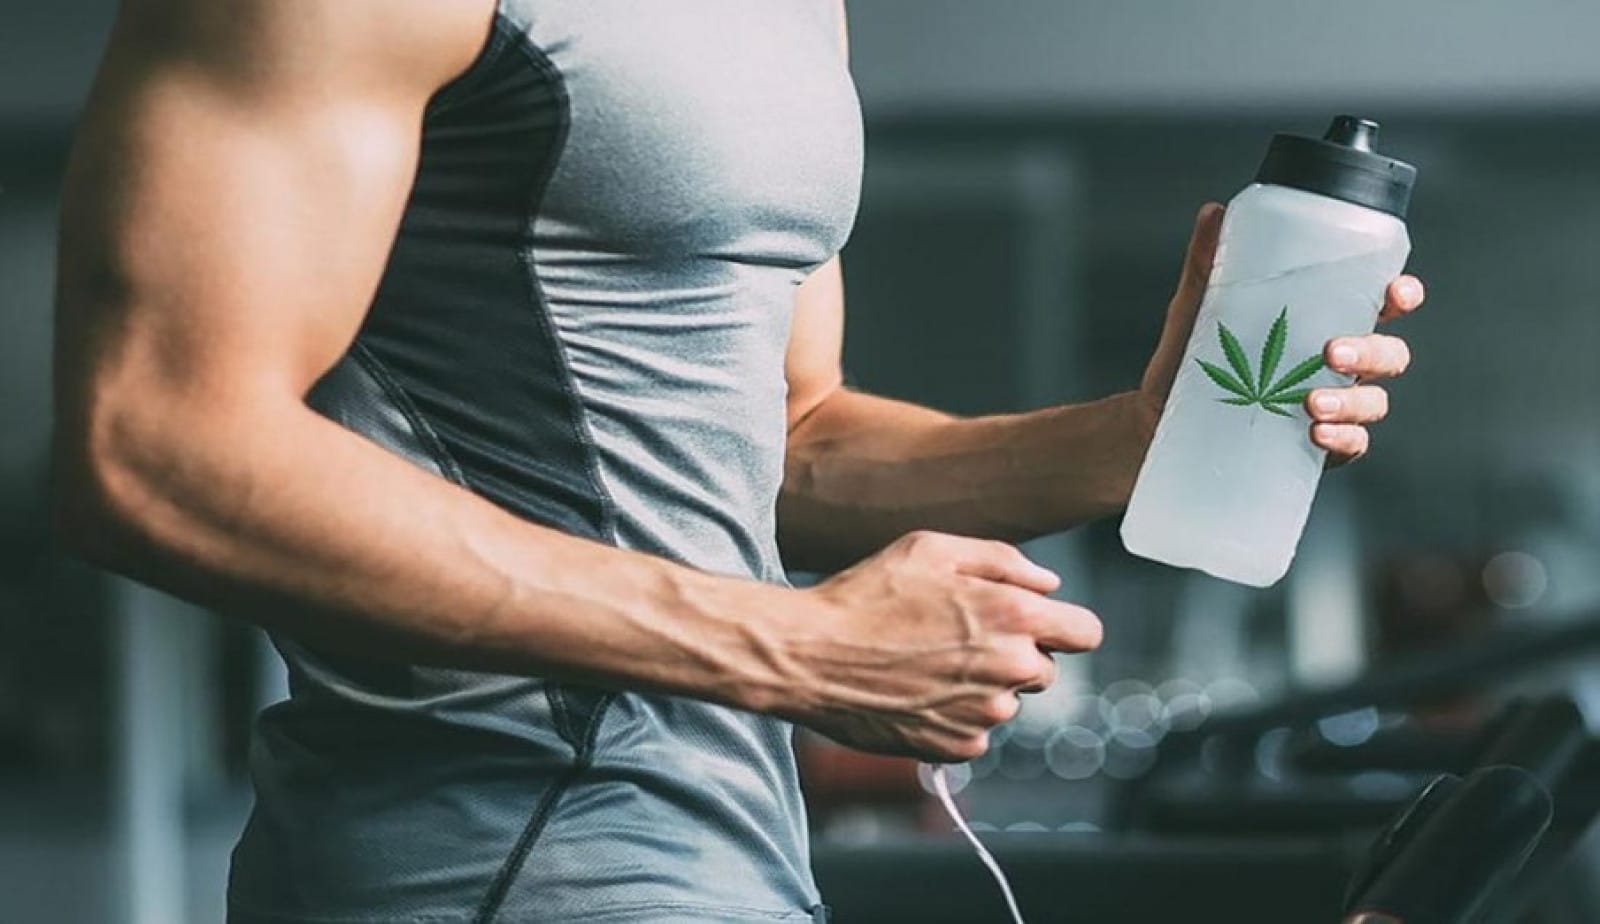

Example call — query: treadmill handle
[1342,765,1552,924]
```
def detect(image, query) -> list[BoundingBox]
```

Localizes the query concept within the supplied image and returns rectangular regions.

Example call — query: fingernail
[1312,393,1341,416]
[1397,278,1422,302]
[1330,344,1359,370]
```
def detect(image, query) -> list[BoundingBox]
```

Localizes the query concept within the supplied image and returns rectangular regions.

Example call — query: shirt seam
[348,343,471,487]
[463,17,620,922]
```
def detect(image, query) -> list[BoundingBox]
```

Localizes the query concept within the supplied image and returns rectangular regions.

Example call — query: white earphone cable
[928,764,1027,924]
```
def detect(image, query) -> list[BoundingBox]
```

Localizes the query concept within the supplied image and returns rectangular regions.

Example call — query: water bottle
[1121,116,1417,587]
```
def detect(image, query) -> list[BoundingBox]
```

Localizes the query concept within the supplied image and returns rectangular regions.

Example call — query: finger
[979,635,1060,689]
[950,538,1060,594]
[942,733,990,763]
[978,691,1024,727]
[1326,334,1411,380]
[1019,595,1103,653]
[1307,385,1389,424]
[1379,275,1425,322]
[1171,202,1226,310]
[1311,423,1370,459]
[1016,651,1059,694]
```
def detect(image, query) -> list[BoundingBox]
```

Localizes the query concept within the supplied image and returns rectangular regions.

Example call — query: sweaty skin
[54,0,1422,764]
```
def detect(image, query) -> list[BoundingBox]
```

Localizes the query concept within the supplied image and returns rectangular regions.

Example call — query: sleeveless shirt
[227,2,862,921]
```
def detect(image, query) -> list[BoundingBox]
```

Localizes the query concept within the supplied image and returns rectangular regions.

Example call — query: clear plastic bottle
[1121,116,1416,587]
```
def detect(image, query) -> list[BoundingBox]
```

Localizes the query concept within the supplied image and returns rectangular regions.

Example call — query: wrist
[1057,390,1159,516]
[1124,387,1164,450]
[669,569,828,717]
[747,584,843,721]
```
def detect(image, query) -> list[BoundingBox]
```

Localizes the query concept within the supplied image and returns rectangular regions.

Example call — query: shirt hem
[228,899,824,924]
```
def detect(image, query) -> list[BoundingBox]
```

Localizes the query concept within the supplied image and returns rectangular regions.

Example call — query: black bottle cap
[1255,115,1417,219]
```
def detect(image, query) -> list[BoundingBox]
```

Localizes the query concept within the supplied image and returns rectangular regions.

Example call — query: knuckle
[899,529,932,549]
[954,734,990,762]
[983,538,1024,563]
[995,645,1041,685]
[992,591,1035,629]
[1331,424,1366,454]
[901,529,951,557]
[973,584,1017,616]
[981,694,1020,726]
[894,530,935,559]
[932,733,987,763]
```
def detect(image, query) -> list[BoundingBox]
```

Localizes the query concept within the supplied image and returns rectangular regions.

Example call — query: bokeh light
[1483,550,1549,609]
[1317,707,1380,748]
[1044,724,1106,780]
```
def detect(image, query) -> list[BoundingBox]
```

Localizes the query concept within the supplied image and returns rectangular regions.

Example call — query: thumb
[1141,203,1226,400]
[1171,202,1225,312]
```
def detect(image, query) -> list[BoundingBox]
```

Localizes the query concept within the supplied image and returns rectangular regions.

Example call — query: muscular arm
[780,224,1422,573]
[784,10,1425,572]
[779,259,1154,572]
[53,0,806,708]
[54,0,1098,763]
[778,3,1152,572]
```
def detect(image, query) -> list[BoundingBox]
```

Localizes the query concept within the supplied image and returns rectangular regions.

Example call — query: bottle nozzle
[1325,115,1381,152]
[1256,114,1415,218]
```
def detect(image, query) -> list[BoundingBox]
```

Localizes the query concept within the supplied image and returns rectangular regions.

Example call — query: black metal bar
[1171,614,1600,755]
[1343,766,1552,924]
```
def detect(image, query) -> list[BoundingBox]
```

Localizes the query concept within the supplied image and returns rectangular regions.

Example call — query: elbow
[51,439,134,570]
[49,403,170,572]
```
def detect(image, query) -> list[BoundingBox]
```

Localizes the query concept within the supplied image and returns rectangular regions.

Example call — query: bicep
[785,3,852,432]
[785,256,847,430]
[55,0,485,413]
[59,89,418,404]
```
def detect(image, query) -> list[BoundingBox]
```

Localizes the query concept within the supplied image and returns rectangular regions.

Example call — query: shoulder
[102,0,496,104]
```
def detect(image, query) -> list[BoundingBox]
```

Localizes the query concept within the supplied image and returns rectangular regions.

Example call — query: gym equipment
[816,614,1600,922]
[1341,766,1552,924]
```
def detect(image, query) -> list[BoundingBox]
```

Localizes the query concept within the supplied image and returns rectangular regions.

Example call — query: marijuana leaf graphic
[1196,307,1325,417]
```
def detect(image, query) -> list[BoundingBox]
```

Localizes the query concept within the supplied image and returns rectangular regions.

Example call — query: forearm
[779,388,1154,570]
[57,394,804,713]
[54,0,821,720]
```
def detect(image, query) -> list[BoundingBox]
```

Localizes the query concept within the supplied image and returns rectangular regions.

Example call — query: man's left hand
[1138,202,1427,467]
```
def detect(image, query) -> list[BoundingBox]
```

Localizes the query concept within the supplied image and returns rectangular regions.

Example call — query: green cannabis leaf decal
[1197,307,1325,418]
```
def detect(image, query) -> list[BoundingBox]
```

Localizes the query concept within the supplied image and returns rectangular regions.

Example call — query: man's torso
[227,3,861,921]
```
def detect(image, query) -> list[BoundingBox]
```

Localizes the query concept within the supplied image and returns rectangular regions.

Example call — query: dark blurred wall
[847,0,1600,114]
[0,192,56,502]
[13,2,1600,122]
[0,2,117,120]
[4,4,1600,923]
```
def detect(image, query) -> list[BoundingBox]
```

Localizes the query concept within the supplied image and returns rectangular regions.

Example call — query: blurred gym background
[5,2,1600,922]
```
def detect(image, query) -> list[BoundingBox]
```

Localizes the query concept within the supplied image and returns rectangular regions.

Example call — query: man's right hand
[787,531,1102,763]
[56,0,1090,745]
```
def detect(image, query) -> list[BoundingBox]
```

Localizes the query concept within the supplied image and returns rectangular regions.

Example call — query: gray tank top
[226,2,862,922]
